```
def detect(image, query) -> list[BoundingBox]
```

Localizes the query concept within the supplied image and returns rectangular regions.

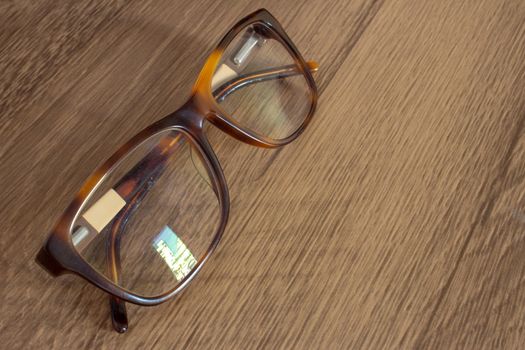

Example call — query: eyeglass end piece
[35,246,65,277]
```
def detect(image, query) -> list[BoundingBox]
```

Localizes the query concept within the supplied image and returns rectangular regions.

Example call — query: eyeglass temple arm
[104,61,318,333]
[107,181,159,333]
[104,139,176,333]
[213,60,318,102]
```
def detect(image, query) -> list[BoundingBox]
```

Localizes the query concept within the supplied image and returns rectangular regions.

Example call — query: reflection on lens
[82,189,126,233]
[72,130,221,297]
[212,23,312,140]
[152,226,197,281]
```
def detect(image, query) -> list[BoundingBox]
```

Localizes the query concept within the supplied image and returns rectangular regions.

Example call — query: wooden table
[2,0,525,348]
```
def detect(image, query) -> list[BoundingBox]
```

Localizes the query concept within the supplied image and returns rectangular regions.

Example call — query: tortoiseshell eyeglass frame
[36,8,318,333]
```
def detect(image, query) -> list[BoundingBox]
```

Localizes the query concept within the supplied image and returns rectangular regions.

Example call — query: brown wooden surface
[2,0,525,348]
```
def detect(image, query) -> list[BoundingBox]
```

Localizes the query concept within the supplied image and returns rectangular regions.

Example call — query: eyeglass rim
[194,9,318,148]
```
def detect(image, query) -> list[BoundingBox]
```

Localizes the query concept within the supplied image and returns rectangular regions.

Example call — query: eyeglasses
[36,8,318,333]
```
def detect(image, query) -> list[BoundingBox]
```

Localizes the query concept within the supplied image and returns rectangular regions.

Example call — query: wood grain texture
[1,0,525,349]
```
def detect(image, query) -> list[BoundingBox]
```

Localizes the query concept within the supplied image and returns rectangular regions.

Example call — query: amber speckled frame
[36,8,318,333]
